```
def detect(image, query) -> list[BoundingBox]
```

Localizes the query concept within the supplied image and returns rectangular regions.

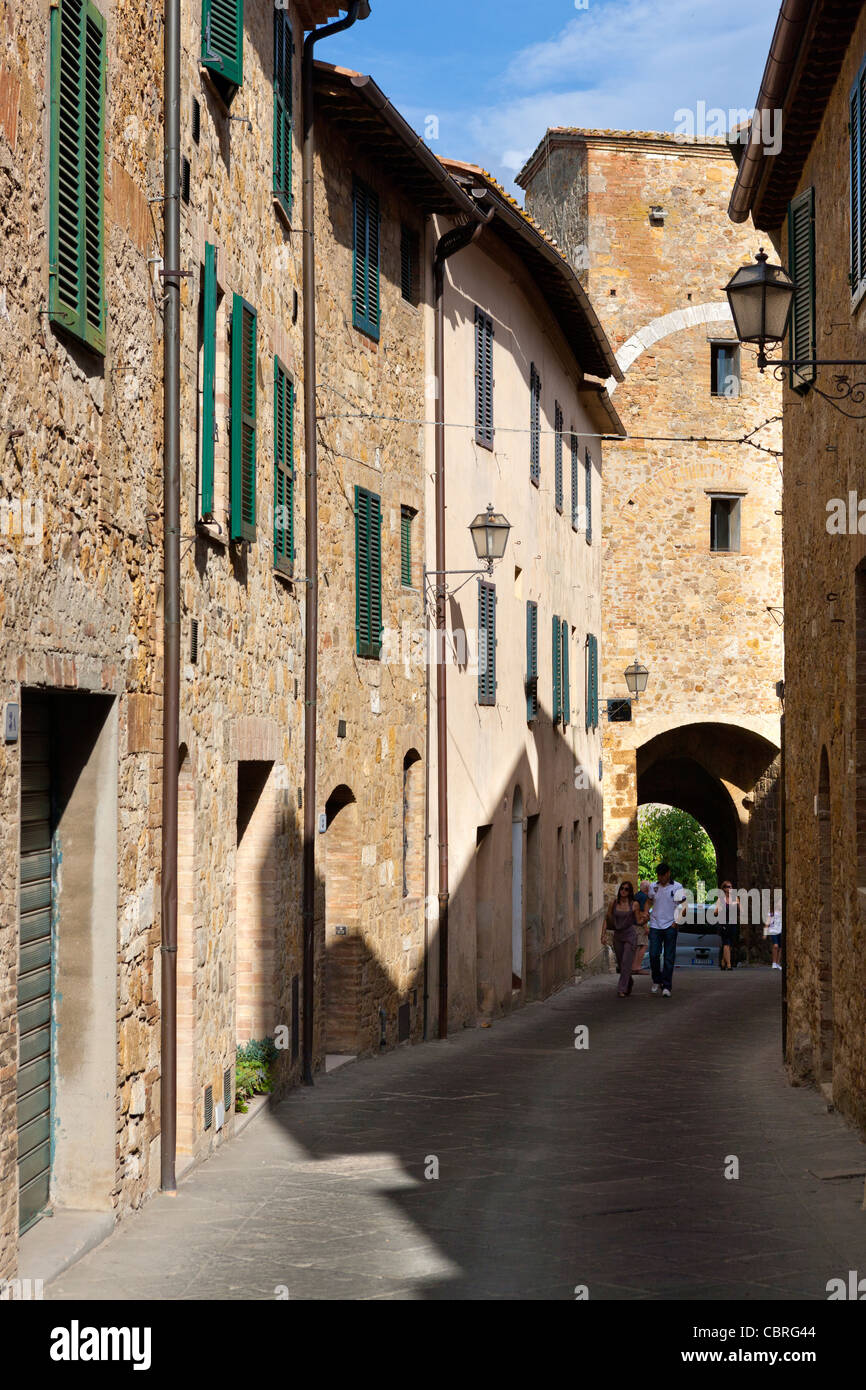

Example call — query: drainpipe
[160,0,181,1193]
[301,1,370,1086]
[433,212,491,1039]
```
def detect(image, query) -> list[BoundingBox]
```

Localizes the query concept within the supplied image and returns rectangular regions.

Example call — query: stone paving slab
[46,968,866,1301]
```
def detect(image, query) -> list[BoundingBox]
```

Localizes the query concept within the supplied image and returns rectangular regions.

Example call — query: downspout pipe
[433,212,491,1039]
[160,0,181,1193]
[301,1,370,1087]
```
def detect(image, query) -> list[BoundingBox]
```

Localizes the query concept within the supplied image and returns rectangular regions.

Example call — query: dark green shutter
[49,0,105,355]
[230,294,256,542]
[274,359,294,574]
[400,507,412,587]
[571,433,580,529]
[585,447,593,543]
[401,225,418,304]
[851,62,866,295]
[353,179,380,340]
[586,634,599,730]
[554,403,563,513]
[273,9,293,215]
[562,622,570,727]
[552,615,562,723]
[530,364,541,484]
[526,600,538,722]
[787,187,815,388]
[202,0,243,89]
[355,486,382,658]
[478,581,496,705]
[201,243,217,517]
[475,307,494,448]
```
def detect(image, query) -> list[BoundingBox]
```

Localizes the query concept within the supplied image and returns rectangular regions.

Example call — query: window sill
[199,66,238,118]
[851,280,866,315]
[273,195,294,231]
[197,518,227,547]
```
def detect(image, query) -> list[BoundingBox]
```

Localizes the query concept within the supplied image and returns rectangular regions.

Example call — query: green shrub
[235,1037,278,1112]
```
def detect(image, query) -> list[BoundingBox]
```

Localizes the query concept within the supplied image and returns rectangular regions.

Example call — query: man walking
[648,862,687,997]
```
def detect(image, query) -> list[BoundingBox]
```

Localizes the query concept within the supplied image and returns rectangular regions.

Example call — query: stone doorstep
[18,1208,117,1289]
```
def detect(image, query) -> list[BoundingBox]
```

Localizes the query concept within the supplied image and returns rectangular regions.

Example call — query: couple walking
[603,862,686,998]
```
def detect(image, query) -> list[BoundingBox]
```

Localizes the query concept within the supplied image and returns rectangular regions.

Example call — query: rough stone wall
[0,0,164,1278]
[523,135,783,906]
[175,3,307,1157]
[313,116,428,1058]
[775,4,866,1135]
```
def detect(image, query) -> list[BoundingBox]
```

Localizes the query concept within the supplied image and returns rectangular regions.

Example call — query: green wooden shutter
[274,359,294,574]
[478,581,496,705]
[49,0,105,355]
[400,506,413,587]
[530,364,541,484]
[571,433,580,530]
[201,243,217,517]
[202,0,243,90]
[554,402,563,513]
[851,61,866,296]
[273,9,293,216]
[400,225,419,304]
[526,600,538,722]
[230,294,256,542]
[585,447,593,543]
[353,179,380,340]
[355,487,382,658]
[562,622,570,727]
[552,615,562,723]
[586,634,599,730]
[787,187,815,388]
[475,307,494,448]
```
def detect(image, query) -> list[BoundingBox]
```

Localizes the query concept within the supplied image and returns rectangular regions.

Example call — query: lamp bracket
[756,351,866,417]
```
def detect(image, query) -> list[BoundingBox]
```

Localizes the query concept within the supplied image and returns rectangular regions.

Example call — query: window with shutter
[49,0,106,355]
[274,359,294,575]
[787,187,815,388]
[584,447,593,544]
[400,506,415,587]
[353,178,380,340]
[273,9,293,218]
[526,600,538,722]
[571,432,580,530]
[401,225,419,306]
[230,294,257,542]
[851,61,866,299]
[554,403,564,513]
[474,307,494,449]
[478,581,496,706]
[552,616,562,723]
[530,364,541,485]
[355,486,382,658]
[200,244,218,518]
[586,634,599,731]
[562,622,570,727]
[202,0,243,94]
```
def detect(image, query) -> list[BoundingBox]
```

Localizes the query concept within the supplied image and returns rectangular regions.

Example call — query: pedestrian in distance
[603,880,646,997]
[647,862,687,997]
[714,880,740,970]
[765,899,783,969]
[633,879,651,974]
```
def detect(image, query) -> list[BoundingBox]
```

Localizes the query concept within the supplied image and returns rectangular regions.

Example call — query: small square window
[711,342,740,397]
[710,496,741,553]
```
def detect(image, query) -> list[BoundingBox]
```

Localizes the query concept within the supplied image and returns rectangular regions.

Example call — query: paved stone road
[48,968,866,1300]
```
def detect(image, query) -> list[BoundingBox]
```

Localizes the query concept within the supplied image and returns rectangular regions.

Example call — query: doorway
[817,748,833,1084]
[511,787,524,987]
[323,786,362,1056]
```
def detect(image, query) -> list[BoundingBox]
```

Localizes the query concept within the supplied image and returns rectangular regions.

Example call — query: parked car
[671,902,722,969]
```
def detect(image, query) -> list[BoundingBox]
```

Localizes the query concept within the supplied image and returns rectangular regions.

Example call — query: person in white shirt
[766,903,783,969]
[647,862,687,997]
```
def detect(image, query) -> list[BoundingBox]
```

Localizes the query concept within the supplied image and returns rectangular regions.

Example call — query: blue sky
[324,0,780,194]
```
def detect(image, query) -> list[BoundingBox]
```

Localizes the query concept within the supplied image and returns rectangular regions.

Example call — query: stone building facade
[519,132,784,928]
[730,0,866,1135]
[426,163,625,1029]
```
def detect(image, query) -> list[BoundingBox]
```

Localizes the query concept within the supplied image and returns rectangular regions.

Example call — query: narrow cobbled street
[47,970,866,1301]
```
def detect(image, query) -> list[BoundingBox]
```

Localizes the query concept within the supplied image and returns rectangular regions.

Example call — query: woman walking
[603,880,646,997]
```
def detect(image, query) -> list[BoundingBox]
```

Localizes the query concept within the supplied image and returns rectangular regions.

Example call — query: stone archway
[323,785,361,1057]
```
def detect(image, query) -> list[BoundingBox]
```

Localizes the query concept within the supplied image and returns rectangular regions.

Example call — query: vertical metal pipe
[301,1,366,1087]
[160,0,181,1193]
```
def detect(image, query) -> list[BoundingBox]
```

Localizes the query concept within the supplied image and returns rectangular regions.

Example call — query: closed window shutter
[353,179,380,340]
[552,615,562,723]
[585,633,599,730]
[201,243,217,517]
[585,447,593,543]
[562,623,570,727]
[526,600,538,722]
[49,0,106,355]
[478,581,496,705]
[202,0,243,90]
[400,225,419,304]
[401,506,412,586]
[230,294,256,542]
[530,364,541,483]
[475,307,494,448]
[852,65,866,295]
[571,433,580,530]
[355,487,382,658]
[554,403,563,513]
[274,360,294,573]
[273,10,293,215]
[787,188,815,387]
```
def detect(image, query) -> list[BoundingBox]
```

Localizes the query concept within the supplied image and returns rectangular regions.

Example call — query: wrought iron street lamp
[624,660,649,701]
[469,503,511,571]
